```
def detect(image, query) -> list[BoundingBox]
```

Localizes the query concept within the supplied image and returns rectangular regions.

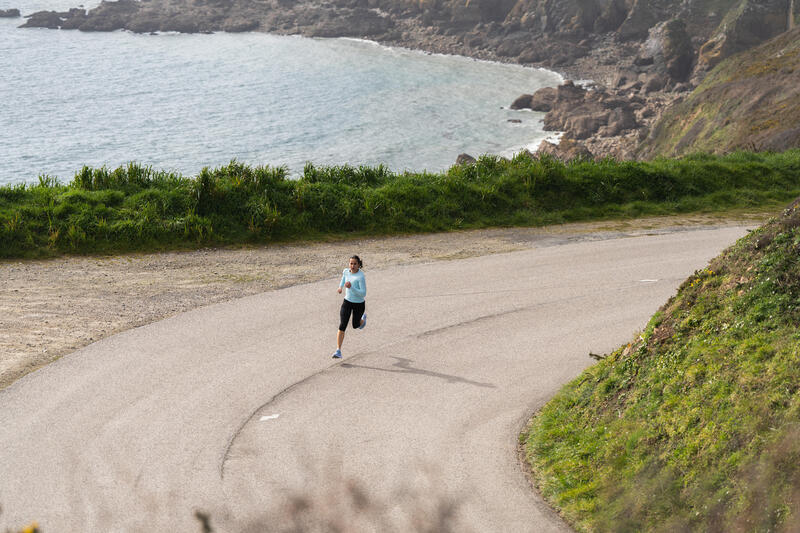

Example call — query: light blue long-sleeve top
[340,268,366,303]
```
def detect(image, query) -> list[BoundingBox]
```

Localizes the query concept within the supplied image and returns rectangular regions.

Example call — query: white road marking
[260,414,280,421]
[639,279,659,283]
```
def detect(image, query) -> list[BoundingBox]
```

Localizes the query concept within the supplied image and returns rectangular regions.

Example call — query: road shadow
[341,356,497,389]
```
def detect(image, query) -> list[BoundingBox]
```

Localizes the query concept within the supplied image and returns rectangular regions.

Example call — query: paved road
[0,227,749,532]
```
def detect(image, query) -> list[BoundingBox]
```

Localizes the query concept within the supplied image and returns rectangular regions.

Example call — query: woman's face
[349,258,359,273]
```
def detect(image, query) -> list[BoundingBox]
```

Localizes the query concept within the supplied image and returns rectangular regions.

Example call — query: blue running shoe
[359,313,367,330]
[332,349,342,359]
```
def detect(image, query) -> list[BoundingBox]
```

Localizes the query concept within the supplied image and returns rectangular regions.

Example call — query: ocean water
[0,1,562,185]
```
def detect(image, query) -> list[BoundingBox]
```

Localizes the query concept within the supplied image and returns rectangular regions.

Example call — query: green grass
[522,197,800,532]
[2,150,800,258]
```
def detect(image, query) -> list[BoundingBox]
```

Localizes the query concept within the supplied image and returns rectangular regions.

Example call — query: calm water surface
[0,1,562,184]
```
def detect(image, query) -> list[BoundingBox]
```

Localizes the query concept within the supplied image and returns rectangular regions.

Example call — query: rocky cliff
[637,25,800,158]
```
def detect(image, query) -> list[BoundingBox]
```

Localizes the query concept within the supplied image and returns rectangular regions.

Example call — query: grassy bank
[2,150,800,258]
[522,198,800,531]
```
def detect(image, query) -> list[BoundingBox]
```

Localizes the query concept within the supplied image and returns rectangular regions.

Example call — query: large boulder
[21,8,88,29]
[530,86,557,111]
[601,107,638,136]
[510,94,534,109]
[20,10,66,28]
[542,81,591,130]
[0,8,20,17]
[565,113,608,139]
[638,19,695,82]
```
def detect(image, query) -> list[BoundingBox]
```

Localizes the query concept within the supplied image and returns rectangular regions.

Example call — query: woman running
[332,255,366,359]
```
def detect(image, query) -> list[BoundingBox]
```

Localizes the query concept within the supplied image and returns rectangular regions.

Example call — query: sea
[0,0,562,185]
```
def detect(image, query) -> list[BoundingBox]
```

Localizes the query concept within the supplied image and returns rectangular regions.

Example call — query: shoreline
[16,1,600,83]
[0,212,770,394]
[14,3,661,163]
[1,23,566,186]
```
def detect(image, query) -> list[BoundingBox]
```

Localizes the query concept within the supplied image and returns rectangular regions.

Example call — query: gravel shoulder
[0,213,768,392]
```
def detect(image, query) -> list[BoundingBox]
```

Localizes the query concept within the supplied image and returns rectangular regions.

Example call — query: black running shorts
[339,299,365,331]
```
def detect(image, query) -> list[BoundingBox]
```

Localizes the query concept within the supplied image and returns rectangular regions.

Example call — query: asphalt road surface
[0,226,749,532]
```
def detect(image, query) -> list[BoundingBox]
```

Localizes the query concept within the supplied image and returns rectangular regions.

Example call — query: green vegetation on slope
[523,198,800,531]
[638,27,800,159]
[2,150,800,259]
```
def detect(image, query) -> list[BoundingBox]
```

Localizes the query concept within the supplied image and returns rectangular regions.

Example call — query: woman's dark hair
[351,255,363,268]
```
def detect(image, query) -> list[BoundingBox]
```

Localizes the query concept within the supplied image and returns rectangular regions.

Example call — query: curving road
[0,227,749,532]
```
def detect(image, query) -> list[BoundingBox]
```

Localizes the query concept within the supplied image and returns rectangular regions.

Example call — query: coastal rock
[639,19,694,82]
[0,8,20,18]
[74,0,138,32]
[602,107,638,136]
[221,18,260,33]
[125,13,164,33]
[542,80,629,135]
[153,14,201,34]
[594,0,629,33]
[20,11,65,29]
[510,94,533,110]
[517,46,542,63]
[536,77,653,158]
[495,36,528,57]
[536,136,593,161]
[21,9,90,29]
[556,79,586,101]
[611,69,640,89]
[616,0,660,42]
[586,133,639,160]
[641,73,666,93]
[529,87,557,111]
[619,80,643,93]
[565,114,606,139]
[463,32,486,49]
[456,153,477,165]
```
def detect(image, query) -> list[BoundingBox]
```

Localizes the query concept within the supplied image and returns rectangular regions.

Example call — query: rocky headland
[17,0,800,161]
